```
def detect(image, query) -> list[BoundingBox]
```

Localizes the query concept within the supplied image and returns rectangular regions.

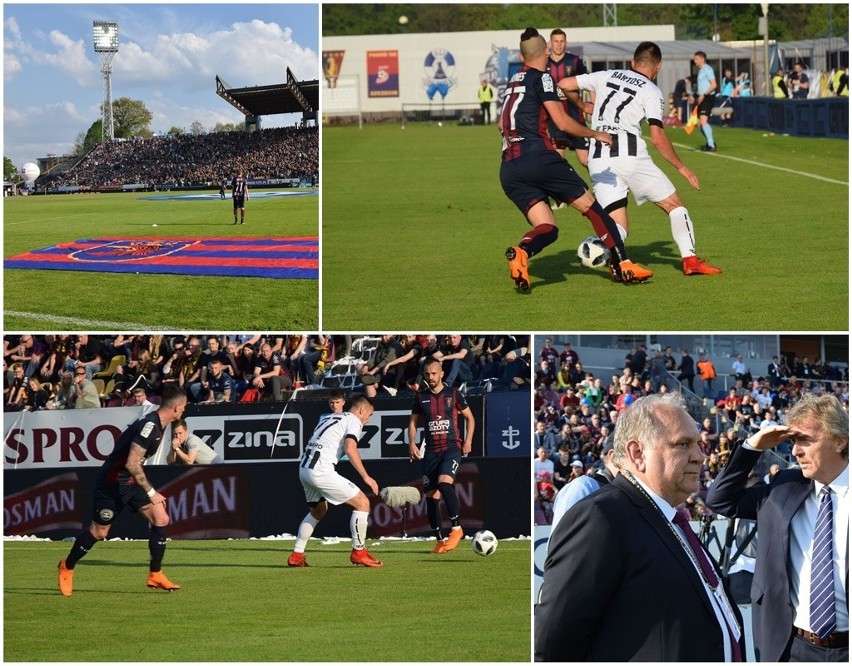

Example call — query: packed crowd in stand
[44,126,318,189]
[3,334,531,413]
[533,339,849,525]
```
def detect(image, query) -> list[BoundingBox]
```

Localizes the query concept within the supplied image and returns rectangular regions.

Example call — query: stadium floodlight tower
[93,20,119,142]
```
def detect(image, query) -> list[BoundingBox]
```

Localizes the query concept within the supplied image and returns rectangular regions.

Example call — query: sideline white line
[671,141,848,185]
[4,310,173,330]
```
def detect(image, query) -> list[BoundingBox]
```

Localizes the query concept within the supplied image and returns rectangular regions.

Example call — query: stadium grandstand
[32,68,319,194]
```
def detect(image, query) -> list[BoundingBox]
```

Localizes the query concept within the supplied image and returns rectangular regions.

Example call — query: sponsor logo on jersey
[139,421,155,438]
[428,419,452,433]
[542,72,554,92]
[99,508,115,522]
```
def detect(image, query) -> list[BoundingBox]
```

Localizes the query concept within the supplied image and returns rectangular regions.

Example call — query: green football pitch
[322,123,848,331]
[3,190,318,330]
[4,537,530,662]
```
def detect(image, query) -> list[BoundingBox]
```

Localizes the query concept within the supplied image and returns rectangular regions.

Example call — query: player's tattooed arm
[125,443,154,492]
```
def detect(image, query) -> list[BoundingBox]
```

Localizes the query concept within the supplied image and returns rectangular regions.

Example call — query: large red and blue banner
[4,236,318,279]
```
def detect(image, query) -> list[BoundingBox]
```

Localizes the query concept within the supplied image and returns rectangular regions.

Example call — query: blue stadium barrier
[732,97,848,139]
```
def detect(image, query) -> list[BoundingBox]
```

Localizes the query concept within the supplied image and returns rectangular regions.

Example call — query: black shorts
[500,149,589,215]
[233,196,246,210]
[421,449,462,491]
[697,94,716,117]
[92,481,150,525]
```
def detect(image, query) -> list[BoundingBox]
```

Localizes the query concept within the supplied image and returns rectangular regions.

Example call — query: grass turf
[321,123,848,330]
[3,190,318,330]
[4,537,530,662]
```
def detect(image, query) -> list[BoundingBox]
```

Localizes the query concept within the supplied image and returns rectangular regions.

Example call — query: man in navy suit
[707,393,848,662]
[536,392,743,661]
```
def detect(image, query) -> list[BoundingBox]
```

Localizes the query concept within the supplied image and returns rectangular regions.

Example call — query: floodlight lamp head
[93,21,119,53]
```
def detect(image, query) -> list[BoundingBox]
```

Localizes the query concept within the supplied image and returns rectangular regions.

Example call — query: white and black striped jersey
[574,69,665,156]
[300,412,363,472]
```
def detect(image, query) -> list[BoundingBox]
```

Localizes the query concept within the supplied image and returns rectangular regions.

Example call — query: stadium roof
[216,67,319,118]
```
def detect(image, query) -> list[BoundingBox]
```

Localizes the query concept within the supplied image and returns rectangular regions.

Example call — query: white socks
[351,510,369,549]
[293,513,319,553]
[668,206,696,258]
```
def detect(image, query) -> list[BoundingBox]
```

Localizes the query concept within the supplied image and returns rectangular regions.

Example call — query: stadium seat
[93,355,125,380]
[92,378,106,396]
[99,379,116,404]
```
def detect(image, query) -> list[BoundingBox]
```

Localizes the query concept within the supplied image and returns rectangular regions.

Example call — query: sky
[3,3,319,169]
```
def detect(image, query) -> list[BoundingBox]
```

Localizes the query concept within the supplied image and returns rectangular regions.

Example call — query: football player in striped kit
[558,41,722,276]
[289,394,383,568]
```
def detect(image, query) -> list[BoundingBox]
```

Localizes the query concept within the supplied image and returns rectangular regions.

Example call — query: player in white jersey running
[558,41,722,276]
[288,394,384,568]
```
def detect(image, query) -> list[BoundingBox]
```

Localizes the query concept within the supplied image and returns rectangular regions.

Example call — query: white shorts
[589,150,676,209]
[299,467,360,506]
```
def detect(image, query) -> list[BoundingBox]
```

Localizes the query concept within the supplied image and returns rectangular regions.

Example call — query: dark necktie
[672,512,742,661]
[809,487,837,639]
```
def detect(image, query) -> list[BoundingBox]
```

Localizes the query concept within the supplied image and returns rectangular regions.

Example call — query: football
[577,236,611,269]
[471,529,498,556]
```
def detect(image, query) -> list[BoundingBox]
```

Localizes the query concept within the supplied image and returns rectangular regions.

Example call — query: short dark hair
[350,394,374,411]
[694,50,707,59]
[160,384,186,408]
[550,28,566,39]
[521,27,540,42]
[634,41,662,66]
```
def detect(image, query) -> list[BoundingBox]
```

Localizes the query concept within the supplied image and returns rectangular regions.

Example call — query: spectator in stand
[22,377,50,411]
[534,420,556,453]
[197,358,234,404]
[554,361,573,391]
[39,334,74,383]
[552,448,573,491]
[628,344,647,379]
[434,334,475,388]
[69,334,110,380]
[663,346,678,372]
[535,359,556,389]
[252,343,290,401]
[767,355,783,388]
[7,334,48,380]
[615,384,635,413]
[535,446,555,481]
[46,371,75,410]
[559,341,579,368]
[732,353,751,384]
[131,386,155,408]
[677,348,696,393]
[648,348,668,392]
[540,338,558,366]
[5,364,28,411]
[696,353,717,398]
[298,335,332,387]
[358,335,402,397]
[74,366,101,409]
[167,420,224,465]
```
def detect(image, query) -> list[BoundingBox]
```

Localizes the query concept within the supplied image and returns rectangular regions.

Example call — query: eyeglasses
[75,371,86,376]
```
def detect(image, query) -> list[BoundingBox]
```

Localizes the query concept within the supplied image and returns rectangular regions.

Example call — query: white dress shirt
[634,476,739,661]
[789,464,849,633]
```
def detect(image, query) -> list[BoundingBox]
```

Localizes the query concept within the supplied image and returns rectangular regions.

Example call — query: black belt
[794,627,849,648]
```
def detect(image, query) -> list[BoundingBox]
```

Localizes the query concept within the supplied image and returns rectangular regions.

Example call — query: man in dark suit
[706,393,848,662]
[535,393,743,661]
[677,348,696,393]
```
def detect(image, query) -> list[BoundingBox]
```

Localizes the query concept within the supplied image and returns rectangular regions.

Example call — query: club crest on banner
[69,239,193,262]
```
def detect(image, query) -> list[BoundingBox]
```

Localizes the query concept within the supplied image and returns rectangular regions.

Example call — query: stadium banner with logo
[3,394,497,469]
[4,458,529,540]
[366,50,399,97]
[322,49,345,88]
[484,391,530,457]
